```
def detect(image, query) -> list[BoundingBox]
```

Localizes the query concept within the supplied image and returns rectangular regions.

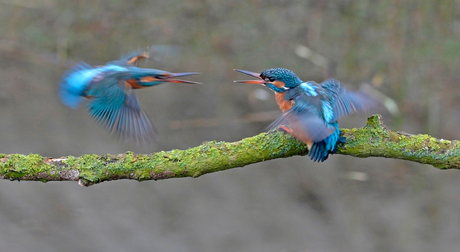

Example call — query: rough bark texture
[0,115,457,186]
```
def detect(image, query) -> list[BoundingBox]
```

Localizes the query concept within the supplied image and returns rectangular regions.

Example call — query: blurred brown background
[1,0,460,251]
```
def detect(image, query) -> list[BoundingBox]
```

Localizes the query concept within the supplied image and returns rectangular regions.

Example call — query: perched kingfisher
[59,51,200,142]
[234,68,375,162]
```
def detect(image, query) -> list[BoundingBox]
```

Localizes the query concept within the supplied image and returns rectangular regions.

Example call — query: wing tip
[88,102,158,144]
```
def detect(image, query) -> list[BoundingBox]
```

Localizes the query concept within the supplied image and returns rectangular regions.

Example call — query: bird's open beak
[161,72,202,84]
[233,69,266,84]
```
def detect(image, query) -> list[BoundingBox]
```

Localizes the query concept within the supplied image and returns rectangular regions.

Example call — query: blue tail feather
[308,123,343,162]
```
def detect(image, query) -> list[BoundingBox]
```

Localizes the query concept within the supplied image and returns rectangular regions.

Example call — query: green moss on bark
[0,115,458,186]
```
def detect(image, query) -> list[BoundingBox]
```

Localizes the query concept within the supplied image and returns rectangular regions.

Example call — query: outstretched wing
[321,79,376,122]
[86,78,157,142]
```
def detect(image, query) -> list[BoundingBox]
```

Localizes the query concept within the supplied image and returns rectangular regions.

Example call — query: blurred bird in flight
[235,68,375,162]
[59,51,200,142]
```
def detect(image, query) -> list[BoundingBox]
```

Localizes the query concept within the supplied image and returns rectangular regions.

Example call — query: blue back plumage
[59,62,129,109]
[59,63,101,109]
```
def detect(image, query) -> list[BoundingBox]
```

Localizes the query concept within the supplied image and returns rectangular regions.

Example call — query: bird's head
[234,68,302,93]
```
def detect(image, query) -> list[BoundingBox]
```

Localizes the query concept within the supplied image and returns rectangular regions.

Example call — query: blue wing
[86,79,157,142]
[298,81,319,96]
[321,79,376,122]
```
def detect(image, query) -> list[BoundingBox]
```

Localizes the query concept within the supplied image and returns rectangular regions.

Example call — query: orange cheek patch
[273,80,285,88]
[126,79,145,89]
[127,76,161,89]
[140,76,159,82]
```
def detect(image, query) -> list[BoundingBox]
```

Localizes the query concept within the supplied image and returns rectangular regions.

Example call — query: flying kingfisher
[234,68,375,162]
[59,51,200,142]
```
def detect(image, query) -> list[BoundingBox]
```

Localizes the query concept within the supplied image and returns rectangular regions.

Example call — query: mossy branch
[1,115,458,186]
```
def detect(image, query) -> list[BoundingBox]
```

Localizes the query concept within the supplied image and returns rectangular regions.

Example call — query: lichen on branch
[0,115,458,186]
[339,115,460,169]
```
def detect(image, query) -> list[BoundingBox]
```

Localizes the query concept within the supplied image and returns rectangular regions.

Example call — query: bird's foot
[279,125,293,134]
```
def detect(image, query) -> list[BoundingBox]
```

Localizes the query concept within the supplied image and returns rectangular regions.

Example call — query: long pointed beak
[233,69,266,84]
[163,72,202,84]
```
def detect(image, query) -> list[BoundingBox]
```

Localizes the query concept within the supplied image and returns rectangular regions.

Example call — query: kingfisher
[59,51,200,142]
[234,68,375,162]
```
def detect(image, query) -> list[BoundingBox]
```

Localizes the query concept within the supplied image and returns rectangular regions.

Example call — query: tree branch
[1,115,458,186]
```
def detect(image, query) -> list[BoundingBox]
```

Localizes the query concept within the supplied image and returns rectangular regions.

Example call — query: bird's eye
[268,77,275,82]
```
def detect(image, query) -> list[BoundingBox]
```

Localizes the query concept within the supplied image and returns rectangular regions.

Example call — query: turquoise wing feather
[86,77,157,142]
[321,79,375,122]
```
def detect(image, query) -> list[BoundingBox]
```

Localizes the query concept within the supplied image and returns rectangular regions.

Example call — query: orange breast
[275,92,294,112]
[275,92,311,146]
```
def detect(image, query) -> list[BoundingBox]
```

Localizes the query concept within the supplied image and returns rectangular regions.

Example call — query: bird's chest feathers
[275,92,294,112]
